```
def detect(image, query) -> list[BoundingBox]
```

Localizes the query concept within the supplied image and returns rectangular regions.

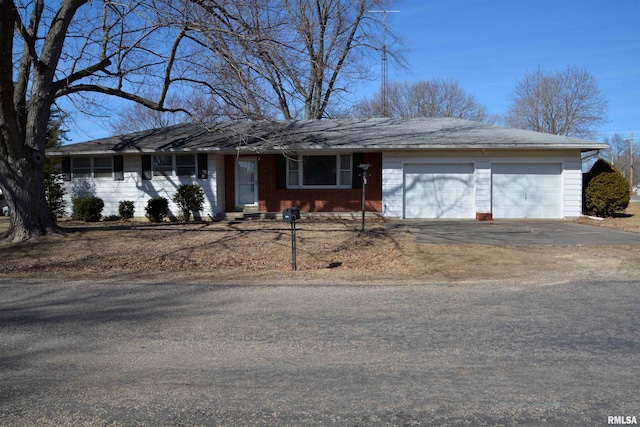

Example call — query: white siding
[62,154,221,219]
[383,150,585,219]
[382,160,403,217]
[563,159,583,218]
[475,161,491,214]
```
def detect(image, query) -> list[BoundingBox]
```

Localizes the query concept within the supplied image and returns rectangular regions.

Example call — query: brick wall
[224,153,383,213]
[224,155,236,212]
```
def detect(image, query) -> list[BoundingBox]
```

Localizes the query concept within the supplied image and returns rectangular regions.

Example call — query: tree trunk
[1,145,61,242]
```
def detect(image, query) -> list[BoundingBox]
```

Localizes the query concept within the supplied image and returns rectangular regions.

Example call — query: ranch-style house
[46,117,608,220]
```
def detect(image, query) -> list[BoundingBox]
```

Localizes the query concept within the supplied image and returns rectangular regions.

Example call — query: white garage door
[404,163,475,219]
[492,163,562,219]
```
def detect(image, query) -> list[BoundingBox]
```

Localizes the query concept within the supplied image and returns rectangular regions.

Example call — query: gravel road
[0,278,638,426]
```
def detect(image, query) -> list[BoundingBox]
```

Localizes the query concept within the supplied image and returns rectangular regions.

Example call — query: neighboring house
[46,117,607,220]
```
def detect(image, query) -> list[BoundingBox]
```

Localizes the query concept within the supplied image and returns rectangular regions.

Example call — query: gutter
[47,143,609,157]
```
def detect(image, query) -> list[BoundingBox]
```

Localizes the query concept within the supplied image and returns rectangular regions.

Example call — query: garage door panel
[404,164,475,219]
[492,163,562,219]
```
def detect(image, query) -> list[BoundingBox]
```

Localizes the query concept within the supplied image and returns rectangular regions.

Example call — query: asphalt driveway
[391,220,640,245]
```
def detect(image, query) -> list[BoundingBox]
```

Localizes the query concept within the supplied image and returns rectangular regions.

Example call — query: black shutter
[352,153,364,189]
[197,153,208,179]
[141,155,152,180]
[61,157,71,181]
[275,154,287,189]
[114,155,124,180]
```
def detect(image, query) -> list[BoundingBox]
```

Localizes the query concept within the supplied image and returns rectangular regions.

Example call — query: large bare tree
[351,79,496,123]
[1,0,395,241]
[183,0,391,120]
[505,65,608,139]
[0,0,212,241]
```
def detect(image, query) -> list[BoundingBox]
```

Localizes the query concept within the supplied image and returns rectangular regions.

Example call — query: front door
[236,158,258,208]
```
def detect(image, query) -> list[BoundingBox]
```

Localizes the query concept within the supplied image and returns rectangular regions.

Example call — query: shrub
[584,159,629,217]
[72,196,104,222]
[118,200,135,220]
[103,214,121,222]
[145,197,169,223]
[172,184,205,222]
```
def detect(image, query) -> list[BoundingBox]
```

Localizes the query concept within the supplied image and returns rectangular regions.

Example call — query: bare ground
[2,204,640,284]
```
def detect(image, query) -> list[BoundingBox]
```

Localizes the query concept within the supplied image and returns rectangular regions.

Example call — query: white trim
[286,154,353,189]
[235,157,258,208]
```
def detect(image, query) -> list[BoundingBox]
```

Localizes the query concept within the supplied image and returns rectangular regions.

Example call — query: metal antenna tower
[370,9,399,117]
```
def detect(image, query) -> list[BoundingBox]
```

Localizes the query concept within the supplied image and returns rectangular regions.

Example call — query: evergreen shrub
[584,159,630,217]
[119,200,135,220]
[172,184,205,222]
[72,196,104,222]
[145,197,169,223]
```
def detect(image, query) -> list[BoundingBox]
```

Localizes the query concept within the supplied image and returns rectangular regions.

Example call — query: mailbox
[282,207,300,223]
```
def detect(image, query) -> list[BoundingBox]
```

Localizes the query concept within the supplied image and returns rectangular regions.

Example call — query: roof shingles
[47,117,608,156]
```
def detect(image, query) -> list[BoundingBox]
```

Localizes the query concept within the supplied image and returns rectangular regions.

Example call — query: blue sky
[379,0,639,139]
[65,0,639,144]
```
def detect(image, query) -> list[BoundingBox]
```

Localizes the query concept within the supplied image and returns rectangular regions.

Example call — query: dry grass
[1,204,640,284]
[0,218,415,283]
[574,201,640,233]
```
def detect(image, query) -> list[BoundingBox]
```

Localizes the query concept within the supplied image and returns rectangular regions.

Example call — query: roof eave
[47,143,609,157]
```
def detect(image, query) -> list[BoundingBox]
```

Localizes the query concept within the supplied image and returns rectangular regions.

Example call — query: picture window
[286,154,352,188]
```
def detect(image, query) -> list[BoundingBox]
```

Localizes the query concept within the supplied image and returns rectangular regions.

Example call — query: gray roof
[48,117,608,156]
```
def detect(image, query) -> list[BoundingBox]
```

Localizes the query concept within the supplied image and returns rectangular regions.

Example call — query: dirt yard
[1,204,640,284]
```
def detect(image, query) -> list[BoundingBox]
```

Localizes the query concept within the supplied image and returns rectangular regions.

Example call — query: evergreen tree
[584,159,630,217]
[44,111,68,218]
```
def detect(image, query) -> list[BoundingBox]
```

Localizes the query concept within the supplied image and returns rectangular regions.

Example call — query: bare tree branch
[505,65,608,139]
[351,79,494,123]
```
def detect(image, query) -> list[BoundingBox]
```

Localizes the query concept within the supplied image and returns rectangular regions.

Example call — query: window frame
[93,156,113,179]
[176,154,197,177]
[152,155,173,177]
[286,154,352,189]
[142,154,206,180]
[71,157,91,178]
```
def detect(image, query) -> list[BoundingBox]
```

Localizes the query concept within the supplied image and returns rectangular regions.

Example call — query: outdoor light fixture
[358,163,371,232]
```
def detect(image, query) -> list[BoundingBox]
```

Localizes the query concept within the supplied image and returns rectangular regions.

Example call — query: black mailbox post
[282,207,300,223]
[282,207,300,270]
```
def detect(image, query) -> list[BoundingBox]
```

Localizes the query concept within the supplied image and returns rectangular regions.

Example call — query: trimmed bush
[72,196,104,222]
[584,159,629,217]
[145,197,169,223]
[172,184,205,222]
[118,200,135,220]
